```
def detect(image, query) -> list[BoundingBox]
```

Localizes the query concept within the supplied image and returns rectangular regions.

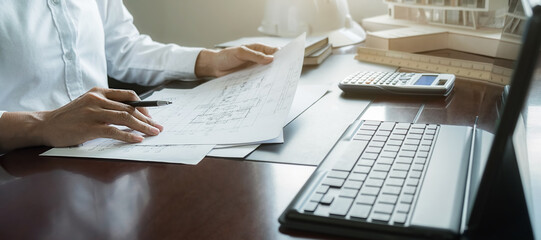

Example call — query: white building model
[361,0,524,59]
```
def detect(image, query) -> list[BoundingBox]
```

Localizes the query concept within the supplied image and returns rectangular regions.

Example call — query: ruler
[356,47,512,85]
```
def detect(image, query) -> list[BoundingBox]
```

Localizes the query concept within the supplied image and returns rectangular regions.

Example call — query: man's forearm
[0,112,46,152]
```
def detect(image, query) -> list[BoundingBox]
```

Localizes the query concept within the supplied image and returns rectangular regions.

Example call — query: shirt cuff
[0,111,5,119]
[166,47,204,79]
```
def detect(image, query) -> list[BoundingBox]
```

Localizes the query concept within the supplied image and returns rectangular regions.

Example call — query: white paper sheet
[137,34,306,145]
[206,144,260,158]
[41,138,214,165]
[207,84,330,158]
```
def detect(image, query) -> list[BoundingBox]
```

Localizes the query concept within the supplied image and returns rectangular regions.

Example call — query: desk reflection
[0,152,150,240]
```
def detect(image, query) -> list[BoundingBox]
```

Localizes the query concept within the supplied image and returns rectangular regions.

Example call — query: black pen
[121,100,172,107]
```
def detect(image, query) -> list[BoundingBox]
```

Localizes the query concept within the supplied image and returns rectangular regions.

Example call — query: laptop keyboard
[302,121,439,225]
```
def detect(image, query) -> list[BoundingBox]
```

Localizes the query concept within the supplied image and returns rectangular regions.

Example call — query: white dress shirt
[0,0,203,113]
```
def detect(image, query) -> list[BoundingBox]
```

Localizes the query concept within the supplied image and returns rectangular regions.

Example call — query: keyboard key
[395,123,410,129]
[411,124,426,129]
[331,140,369,172]
[398,151,415,158]
[373,203,394,214]
[410,171,422,178]
[372,136,388,142]
[377,157,394,165]
[329,197,354,216]
[339,188,359,198]
[393,163,410,171]
[401,145,417,151]
[393,129,408,135]
[406,134,422,140]
[396,204,411,213]
[349,172,368,181]
[359,125,378,131]
[365,147,382,154]
[426,124,438,130]
[343,180,363,190]
[322,177,345,187]
[393,212,408,224]
[378,194,398,204]
[387,140,402,146]
[358,159,375,167]
[370,171,388,179]
[321,194,334,205]
[310,193,324,202]
[350,204,372,219]
[382,145,400,153]
[380,151,397,158]
[327,170,349,179]
[357,195,377,205]
[423,135,434,140]
[371,213,391,222]
[409,128,424,134]
[357,130,375,135]
[401,195,414,204]
[360,186,380,196]
[417,151,429,158]
[420,140,432,146]
[353,165,371,174]
[386,178,404,187]
[368,141,385,148]
[363,120,381,126]
[379,122,395,131]
[381,185,401,195]
[316,185,330,194]
[304,201,318,212]
[375,130,391,136]
[403,186,417,195]
[365,178,384,187]
[412,164,424,171]
[389,170,407,179]
[414,158,427,164]
[361,153,379,160]
[395,157,413,164]
[353,134,372,141]
[425,129,436,135]
[406,178,420,186]
[373,164,391,172]
[418,145,430,152]
[389,134,405,141]
[403,139,420,145]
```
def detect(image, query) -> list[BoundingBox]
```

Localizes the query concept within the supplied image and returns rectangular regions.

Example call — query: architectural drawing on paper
[190,75,266,127]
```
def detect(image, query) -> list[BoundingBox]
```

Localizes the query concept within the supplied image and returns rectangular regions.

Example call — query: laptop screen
[467,1,541,234]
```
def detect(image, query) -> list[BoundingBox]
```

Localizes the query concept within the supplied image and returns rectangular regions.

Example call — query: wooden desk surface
[0,76,512,239]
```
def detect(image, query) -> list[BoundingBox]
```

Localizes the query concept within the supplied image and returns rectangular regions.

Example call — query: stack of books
[216,35,331,66]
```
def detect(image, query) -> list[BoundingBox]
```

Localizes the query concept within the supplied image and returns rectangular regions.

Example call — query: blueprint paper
[138,34,306,145]
[41,138,214,165]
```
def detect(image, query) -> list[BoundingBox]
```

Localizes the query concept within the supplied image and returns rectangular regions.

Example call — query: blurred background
[124,0,388,48]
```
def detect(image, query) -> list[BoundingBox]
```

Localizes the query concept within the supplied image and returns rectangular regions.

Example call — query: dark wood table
[1,77,513,239]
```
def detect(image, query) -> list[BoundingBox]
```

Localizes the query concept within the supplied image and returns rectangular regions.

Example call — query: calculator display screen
[414,75,437,85]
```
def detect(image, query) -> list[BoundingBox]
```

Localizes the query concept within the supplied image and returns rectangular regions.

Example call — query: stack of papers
[42,34,312,165]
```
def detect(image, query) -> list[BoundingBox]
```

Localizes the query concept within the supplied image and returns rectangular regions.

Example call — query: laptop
[279,3,541,239]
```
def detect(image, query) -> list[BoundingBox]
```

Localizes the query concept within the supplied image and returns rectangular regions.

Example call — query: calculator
[338,71,455,96]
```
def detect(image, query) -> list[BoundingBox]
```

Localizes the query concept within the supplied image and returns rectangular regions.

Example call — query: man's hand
[0,88,163,152]
[195,43,279,78]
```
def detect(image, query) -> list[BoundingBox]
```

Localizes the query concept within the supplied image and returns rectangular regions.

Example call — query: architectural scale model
[356,0,526,84]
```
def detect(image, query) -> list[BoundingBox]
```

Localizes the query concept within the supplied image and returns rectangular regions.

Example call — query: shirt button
[65,51,74,61]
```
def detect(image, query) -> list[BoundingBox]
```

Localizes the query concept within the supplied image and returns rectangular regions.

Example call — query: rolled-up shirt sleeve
[96,0,203,86]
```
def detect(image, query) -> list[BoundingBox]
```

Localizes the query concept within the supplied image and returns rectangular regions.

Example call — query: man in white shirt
[0,0,278,153]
